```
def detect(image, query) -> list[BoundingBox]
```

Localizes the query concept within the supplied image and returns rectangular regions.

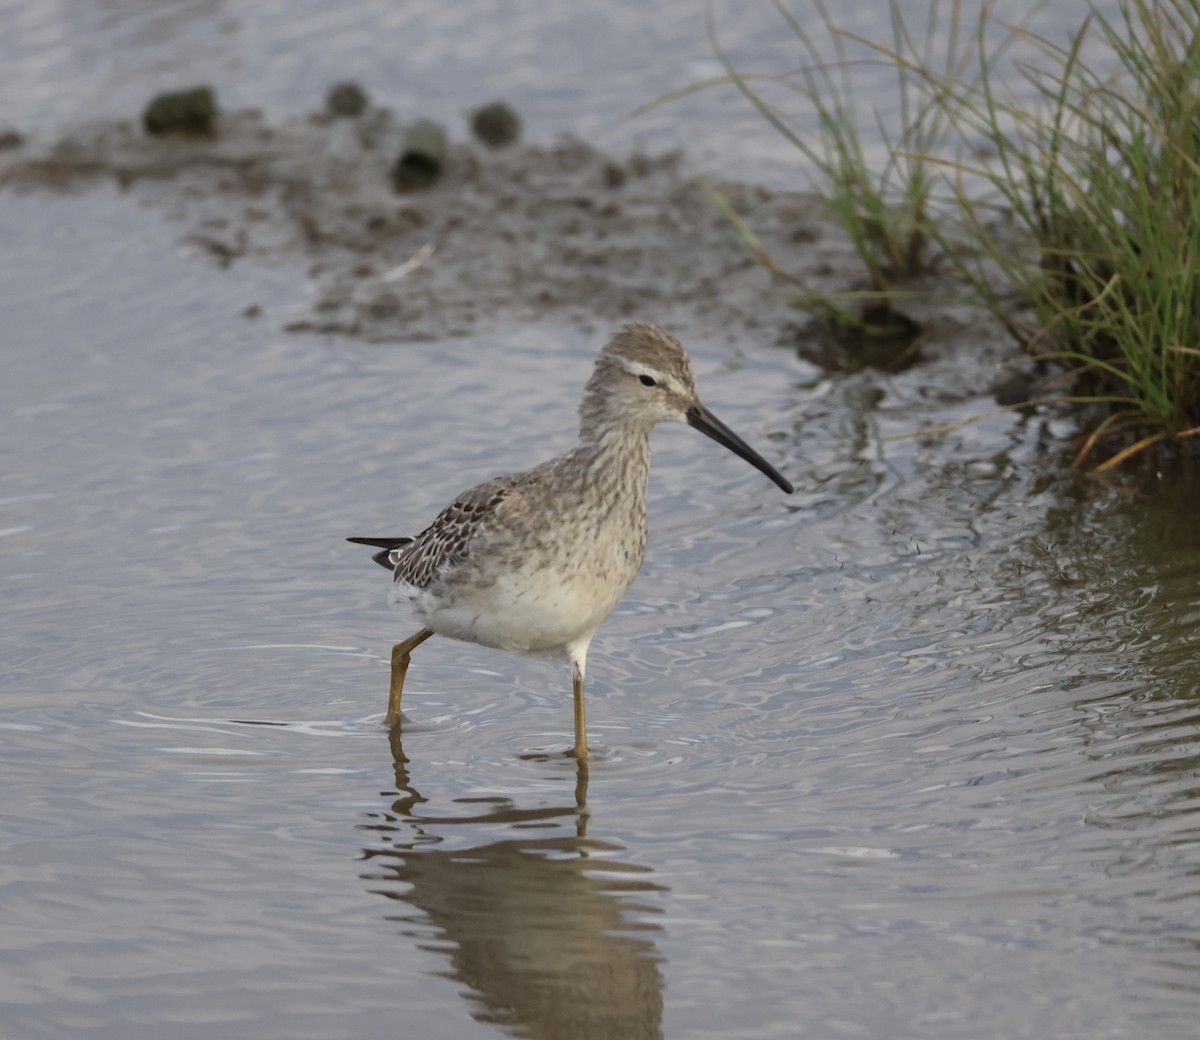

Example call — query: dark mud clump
[143,86,217,137]
[471,102,521,149]
[326,82,369,118]
[391,119,447,192]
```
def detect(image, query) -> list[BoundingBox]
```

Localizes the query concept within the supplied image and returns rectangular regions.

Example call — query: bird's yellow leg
[574,758,590,817]
[386,628,434,726]
[572,663,589,760]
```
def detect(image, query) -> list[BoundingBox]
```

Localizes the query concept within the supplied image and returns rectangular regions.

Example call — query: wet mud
[0,102,1016,394]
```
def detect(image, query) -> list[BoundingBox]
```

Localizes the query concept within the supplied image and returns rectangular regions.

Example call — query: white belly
[402,566,628,657]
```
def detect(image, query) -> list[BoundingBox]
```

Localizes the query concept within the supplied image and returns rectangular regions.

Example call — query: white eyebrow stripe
[612,358,692,401]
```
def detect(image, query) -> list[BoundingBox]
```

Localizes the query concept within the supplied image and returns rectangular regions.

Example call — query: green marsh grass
[638,0,966,335]
[653,0,1200,467]
[896,0,1200,465]
[637,0,1020,338]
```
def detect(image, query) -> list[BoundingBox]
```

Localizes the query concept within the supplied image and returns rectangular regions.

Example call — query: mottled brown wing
[391,473,534,588]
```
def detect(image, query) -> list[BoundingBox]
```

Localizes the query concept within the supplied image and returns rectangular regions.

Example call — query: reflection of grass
[647,0,1200,468]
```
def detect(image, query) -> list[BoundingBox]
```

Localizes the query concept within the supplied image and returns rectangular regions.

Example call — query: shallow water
[7,3,1200,1039]
[5,180,1200,1040]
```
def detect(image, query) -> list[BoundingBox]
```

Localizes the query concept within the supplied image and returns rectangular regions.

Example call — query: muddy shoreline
[1,102,1017,395]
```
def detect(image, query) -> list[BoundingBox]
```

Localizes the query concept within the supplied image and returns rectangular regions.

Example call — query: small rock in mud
[991,370,1039,409]
[392,119,447,191]
[143,86,217,137]
[602,162,626,189]
[326,82,369,118]
[790,304,923,373]
[470,102,521,149]
[860,300,922,345]
[0,130,22,151]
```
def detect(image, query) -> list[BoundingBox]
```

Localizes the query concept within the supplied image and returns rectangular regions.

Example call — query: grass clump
[925,0,1200,465]
[658,0,1200,468]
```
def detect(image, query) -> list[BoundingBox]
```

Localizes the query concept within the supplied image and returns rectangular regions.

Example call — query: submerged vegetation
[656,0,1200,469]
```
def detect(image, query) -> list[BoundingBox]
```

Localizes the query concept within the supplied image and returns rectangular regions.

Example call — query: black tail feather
[347,536,412,571]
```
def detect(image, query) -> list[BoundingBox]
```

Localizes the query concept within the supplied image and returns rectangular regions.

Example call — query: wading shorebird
[349,322,792,758]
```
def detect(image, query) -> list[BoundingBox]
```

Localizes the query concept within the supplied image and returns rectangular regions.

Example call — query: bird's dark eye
[639,374,657,387]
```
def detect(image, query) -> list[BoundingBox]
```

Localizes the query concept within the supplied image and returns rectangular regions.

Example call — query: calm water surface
[5,3,1200,1039]
[4,188,1200,1040]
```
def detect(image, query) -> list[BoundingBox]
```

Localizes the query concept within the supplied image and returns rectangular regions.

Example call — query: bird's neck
[572,422,652,501]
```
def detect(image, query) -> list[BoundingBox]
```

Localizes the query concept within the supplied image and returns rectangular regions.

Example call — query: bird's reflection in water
[358,729,667,1040]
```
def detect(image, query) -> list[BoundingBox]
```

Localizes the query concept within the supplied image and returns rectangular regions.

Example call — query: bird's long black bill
[686,402,794,494]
